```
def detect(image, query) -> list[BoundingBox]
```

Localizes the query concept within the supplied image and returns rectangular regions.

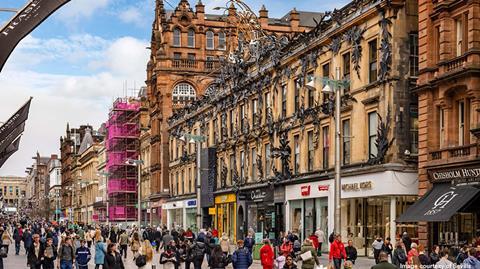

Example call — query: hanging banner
[0,0,71,72]
[0,122,25,154]
[0,98,31,141]
[0,136,21,167]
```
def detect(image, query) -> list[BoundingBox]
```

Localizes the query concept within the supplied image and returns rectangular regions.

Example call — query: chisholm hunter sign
[429,165,480,182]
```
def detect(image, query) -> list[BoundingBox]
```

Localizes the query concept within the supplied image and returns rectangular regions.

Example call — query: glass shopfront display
[215,194,237,241]
[185,208,196,230]
[289,197,329,253]
[169,208,183,229]
[341,196,418,257]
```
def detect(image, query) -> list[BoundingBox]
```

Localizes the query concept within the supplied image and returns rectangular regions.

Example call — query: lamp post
[179,133,206,232]
[306,68,349,235]
[126,157,144,229]
[97,171,111,226]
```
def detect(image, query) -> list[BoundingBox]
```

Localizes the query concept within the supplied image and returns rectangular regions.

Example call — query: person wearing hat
[75,239,91,269]
[232,240,252,269]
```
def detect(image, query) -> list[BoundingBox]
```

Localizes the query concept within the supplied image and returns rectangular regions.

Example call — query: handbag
[300,250,313,261]
[136,255,147,267]
[0,247,7,258]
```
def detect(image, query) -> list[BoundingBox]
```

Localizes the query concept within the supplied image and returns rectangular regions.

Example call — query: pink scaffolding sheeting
[106,98,140,222]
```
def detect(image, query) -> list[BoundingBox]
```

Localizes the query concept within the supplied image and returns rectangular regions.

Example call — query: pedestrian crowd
[0,219,479,269]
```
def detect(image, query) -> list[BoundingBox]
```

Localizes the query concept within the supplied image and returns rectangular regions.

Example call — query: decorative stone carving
[378,9,392,82]
[368,107,394,165]
[344,26,365,79]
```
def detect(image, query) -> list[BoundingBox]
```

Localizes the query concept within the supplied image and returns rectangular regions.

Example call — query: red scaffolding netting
[106,98,140,222]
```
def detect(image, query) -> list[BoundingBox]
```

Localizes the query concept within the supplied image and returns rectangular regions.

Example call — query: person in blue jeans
[57,237,76,269]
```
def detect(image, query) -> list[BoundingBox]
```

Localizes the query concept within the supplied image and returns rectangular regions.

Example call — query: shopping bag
[300,250,313,261]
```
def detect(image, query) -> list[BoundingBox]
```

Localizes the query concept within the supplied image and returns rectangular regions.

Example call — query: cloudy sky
[0,0,348,176]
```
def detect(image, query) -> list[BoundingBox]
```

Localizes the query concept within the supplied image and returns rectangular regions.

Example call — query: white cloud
[56,0,111,23]
[0,34,149,175]
[119,6,144,26]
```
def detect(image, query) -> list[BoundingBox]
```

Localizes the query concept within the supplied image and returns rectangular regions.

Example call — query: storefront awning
[397,184,480,222]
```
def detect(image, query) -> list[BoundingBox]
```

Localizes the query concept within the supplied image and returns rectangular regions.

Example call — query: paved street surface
[3,244,376,268]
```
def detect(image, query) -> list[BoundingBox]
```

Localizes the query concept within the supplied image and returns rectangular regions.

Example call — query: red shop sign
[318,185,329,191]
[301,185,311,196]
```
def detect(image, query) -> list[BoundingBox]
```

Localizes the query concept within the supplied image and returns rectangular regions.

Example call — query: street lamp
[125,157,144,229]
[179,133,206,232]
[307,68,349,235]
[97,171,111,226]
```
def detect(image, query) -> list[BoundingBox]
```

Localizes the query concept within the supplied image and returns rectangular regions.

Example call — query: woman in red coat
[280,238,293,257]
[260,239,275,269]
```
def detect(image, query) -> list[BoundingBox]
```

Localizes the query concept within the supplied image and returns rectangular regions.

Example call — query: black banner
[200,147,217,208]
[0,98,31,137]
[0,0,70,72]
[0,122,25,154]
[0,136,21,167]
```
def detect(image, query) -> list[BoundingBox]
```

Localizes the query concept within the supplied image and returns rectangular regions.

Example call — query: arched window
[218,32,226,50]
[206,30,214,50]
[173,28,181,47]
[172,83,196,104]
[188,29,195,48]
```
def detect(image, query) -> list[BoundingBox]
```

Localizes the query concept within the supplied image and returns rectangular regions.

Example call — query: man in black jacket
[345,240,357,264]
[27,234,45,269]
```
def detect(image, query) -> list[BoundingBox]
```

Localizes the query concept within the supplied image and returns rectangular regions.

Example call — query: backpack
[328,232,335,244]
[193,244,205,259]
[136,255,147,267]
[293,240,301,250]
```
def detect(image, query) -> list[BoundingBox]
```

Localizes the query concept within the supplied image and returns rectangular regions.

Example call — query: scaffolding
[106,98,140,221]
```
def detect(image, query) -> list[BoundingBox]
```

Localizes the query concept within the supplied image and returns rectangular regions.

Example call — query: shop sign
[247,189,274,202]
[186,200,197,207]
[429,165,480,183]
[208,207,216,215]
[342,181,373,191]
[215,194,236,204]
[301,185,311,196]
[255,232,263,242]
[318,185,329,191]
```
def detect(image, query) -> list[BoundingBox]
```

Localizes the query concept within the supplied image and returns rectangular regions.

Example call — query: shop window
[240,151,245,181]
[206,30,214,50]
[322,63,330,102]
[456,17,464,57]
[218,32,226,50]
[322,126,330,169]
[173,28,181,47]
[369,39,378,83]
[252,99,258,125]
[434,26,440,63]
[251,148,257,181]
[307,131,314,171]
[458,100,467,146]
[294,79,300,112]
[343,52,351,93]
[265,143,271,177]
[342,119,351,165]
[187,29,195,48]
[213,118,218,144]
[410,109,418,154]
[229,109,234,137]
[368,112,378,158]
[439,107,445,148]
[294,135,300,174]
[409,33,419,76]
[229,154,235,185]
[240,104,245,132]
[281,84,287,118]
[307,72,315,107]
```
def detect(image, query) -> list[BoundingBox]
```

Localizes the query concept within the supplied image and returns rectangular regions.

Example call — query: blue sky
[0,0,349,176]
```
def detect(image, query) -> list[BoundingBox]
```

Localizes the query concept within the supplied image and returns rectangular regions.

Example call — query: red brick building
[415,0,480,247]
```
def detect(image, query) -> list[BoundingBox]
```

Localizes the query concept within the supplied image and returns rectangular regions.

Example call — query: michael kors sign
[342,181,373,191]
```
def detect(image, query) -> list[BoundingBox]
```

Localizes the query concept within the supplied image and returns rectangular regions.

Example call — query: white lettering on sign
[1,0,42,36]
[424,191,459,216]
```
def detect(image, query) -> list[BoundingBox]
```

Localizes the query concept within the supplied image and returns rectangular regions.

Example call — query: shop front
[286,180,333,253]
[163,199,198,230]
[214,193,237,241]
[341,170,419,257]
[238,188,275,242]
[150,200,163,226]
[398,163,480,252]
